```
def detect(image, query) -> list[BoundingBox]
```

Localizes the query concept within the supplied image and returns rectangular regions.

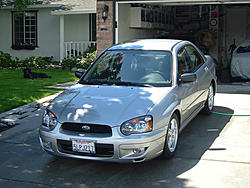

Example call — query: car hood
[47,84,171,127]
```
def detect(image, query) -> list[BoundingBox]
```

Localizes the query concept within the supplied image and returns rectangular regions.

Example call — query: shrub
[0,51,14,68]
[0,47,96,69]
[61,57,76,69]
[84,45,96,54]
[62,47,96,70]
[21,57,47,68]
[0,52,60,69]
[75,51,96,69]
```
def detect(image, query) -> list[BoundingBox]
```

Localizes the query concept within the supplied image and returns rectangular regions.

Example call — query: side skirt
[179,104,205,133]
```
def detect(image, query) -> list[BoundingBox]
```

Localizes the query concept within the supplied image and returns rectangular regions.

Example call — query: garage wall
[118,4,156,42]
[226,6,248,58]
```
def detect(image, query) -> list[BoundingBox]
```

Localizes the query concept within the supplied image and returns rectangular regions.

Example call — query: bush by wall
[62,46,96,70]
[0,51,14,68]
[0,51,60,69]
[0,44,96,70]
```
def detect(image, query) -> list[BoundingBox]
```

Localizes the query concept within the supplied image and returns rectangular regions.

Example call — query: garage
[96,0,250,82]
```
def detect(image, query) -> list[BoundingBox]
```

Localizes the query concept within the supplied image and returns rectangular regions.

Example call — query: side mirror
[180,73,197,83]
[75,70,85,79]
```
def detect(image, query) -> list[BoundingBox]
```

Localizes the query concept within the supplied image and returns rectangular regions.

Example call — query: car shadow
[38,106,233,188]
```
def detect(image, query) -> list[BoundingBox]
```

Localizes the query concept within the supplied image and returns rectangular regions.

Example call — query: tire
[162,113,179,159]
[202,84,214,115]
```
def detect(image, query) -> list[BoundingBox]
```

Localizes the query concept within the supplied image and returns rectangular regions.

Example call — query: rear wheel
[202,84,214,115]
[162,113,179,158]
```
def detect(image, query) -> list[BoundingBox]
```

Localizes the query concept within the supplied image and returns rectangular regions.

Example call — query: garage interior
[116,2,250,82]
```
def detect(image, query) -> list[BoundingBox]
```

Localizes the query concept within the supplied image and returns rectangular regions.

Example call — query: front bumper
[39,124,166,163]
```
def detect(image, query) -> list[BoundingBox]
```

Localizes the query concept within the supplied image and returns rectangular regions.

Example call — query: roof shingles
[1,0,96,12]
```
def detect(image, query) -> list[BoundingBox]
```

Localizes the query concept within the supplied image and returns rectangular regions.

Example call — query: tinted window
[184,45,204,71]
[177,47,192,74]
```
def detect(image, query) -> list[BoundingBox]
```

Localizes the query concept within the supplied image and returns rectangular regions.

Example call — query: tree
[1,0,36,11]
[14,0,32,11]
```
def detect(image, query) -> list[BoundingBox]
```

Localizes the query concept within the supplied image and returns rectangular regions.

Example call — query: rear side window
[184,45,204,71]
[177,47,192,74]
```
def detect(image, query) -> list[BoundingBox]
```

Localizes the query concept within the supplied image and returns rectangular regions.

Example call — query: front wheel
[162,113,179,158]
[202,84,214,115]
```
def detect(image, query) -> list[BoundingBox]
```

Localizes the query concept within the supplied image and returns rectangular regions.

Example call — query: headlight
[121,115,153,136]
[42,109,58,130]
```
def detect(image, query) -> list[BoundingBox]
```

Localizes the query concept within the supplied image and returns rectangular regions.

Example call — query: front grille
[61,122,112,135]
[57,139,114,157]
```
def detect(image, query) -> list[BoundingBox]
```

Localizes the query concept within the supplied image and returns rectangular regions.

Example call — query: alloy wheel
[167,118,178,152]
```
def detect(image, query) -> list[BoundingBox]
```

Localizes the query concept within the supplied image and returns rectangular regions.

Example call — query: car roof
[108,39,183,51]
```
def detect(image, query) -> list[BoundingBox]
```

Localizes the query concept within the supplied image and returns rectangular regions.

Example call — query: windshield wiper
[79,80,152,87]
[112,81,152,87]
[79,80,112,85]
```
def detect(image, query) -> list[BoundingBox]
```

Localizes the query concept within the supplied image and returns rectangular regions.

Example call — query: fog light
[42,141,52,150]
[133,148,144,154]
[120,147,147,158]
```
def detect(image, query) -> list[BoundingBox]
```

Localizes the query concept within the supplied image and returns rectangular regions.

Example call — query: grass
[0,69,78,113]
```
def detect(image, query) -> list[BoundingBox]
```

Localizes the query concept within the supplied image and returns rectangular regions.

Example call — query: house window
[12,11,37,50]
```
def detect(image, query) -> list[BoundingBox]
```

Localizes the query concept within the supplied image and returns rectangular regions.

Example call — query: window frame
[11,10,38,50]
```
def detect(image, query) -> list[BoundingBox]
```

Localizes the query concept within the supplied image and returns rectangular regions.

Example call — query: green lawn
[0,69,78,113]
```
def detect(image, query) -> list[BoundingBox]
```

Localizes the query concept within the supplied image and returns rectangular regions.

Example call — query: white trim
[60,15,65,62]
[51,9,96,16]
[29,4,62,8]
[0,4,61,10]
[115,2,119,44]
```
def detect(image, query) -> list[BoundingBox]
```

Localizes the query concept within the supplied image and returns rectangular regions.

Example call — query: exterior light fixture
[102,5,109,22]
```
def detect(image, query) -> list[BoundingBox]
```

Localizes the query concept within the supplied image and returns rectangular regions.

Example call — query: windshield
[80,50,172,87]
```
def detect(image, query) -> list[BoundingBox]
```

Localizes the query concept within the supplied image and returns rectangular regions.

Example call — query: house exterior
[0,0,96,62]
[96,0,250,80]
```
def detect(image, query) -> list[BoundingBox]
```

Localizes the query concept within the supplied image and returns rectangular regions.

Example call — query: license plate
[72,140,95,154]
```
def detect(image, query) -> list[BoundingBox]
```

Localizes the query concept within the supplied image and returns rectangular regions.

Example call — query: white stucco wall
[0,8,61,61]
[0,9,14,56]
[118,4,156,43]
[64,14,89,42]
[0,8,90,61]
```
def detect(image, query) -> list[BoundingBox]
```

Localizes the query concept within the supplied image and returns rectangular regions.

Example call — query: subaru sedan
[39,39,216,163]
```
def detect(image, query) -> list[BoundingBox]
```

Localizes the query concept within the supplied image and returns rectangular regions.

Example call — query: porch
[64,41,96,58]
[51,2,96,62]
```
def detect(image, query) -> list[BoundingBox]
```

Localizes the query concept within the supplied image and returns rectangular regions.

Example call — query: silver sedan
[39,39,217,163]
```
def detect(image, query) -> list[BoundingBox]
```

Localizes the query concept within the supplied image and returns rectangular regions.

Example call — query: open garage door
[115,0,250,81]
[116,2,219,61]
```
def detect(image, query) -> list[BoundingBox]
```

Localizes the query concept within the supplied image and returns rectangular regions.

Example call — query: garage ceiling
[118,0,250,5]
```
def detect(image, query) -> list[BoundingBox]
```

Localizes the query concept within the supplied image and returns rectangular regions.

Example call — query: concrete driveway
[0,84,250,188]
